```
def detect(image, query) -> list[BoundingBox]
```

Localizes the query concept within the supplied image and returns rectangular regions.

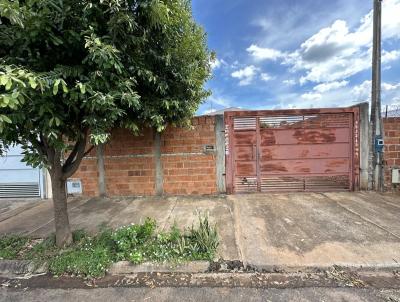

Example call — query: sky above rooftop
[192,0,400,114]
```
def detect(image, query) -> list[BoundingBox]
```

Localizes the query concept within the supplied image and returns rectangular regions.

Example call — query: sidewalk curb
[2,259,399,277]
[0,260,48,276]
[246,263,400,273]
[108,261,210,275]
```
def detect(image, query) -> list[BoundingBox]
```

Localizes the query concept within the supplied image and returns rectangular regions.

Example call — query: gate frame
[224,106,360,194]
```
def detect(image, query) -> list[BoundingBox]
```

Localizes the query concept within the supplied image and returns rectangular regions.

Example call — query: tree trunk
[45,134,89,247]
[50,170,73,247]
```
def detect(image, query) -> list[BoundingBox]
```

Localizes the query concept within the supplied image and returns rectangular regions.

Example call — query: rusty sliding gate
[224,107,360,194]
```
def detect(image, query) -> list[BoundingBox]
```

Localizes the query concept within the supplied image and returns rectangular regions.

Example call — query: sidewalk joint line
[320,193,400,241]
[26,197,90,236]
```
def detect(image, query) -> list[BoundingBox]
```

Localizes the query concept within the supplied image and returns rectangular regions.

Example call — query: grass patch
[113,215,218,264]
[0,235,29,259]
[0,214,218,278]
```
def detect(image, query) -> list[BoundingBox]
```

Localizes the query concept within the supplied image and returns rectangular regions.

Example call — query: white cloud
[210,58,227,70]
[301,92,322,101]
[297,50,371,84]
[285,18,372,84]
[200,91,235,115]
[351,80,371,101]
[208,95,231,107]
[313,80,349,93]
[203,108,217,115]
[288,80,400,110]
[246,44,284,61]
[247,0,400,84]
[252,18,272,31]
[276,84,359,109]
[231,65,259,86]
[351,80,400,105]
[260,73,272,82]
[283,79,296,86]
[382,50,400,63]
[381,0,400,40]
[383,82,400,91]
[230,60,240,69]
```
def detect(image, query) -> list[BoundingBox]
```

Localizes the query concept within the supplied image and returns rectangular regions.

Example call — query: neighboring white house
[0,145,47,198]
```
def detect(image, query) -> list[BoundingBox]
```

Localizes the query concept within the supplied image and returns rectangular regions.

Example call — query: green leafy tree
[0,0,212,247]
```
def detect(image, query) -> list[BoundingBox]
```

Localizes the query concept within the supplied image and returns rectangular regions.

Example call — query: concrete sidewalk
[0,192,399,269]
[231,192,400,269]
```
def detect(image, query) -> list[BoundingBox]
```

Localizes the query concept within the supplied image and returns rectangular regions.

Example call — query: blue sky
[192,0,400,114]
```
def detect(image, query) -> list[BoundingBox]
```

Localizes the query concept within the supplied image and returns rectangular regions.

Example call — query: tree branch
[61,130,89,180]
[83,145,94,157]
[40,132,55,167]
[63,138,82,168]
[36,132,50,165]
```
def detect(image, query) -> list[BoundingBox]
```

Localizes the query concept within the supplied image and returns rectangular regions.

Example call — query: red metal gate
[225,107,360,193]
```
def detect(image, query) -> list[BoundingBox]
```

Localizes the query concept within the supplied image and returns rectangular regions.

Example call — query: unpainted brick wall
[103,128,155,196]
[72,116,217,196]
[161,116,216,195]
[72,158,99,196]
[383,117,400,191]
[71,146,98,196]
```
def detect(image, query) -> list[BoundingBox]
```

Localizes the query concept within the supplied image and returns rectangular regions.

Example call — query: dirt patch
[325,266,366,287]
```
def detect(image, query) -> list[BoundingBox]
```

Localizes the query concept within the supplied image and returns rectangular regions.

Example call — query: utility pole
[370,0,384,191]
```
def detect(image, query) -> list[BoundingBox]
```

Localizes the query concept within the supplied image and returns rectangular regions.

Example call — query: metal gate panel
[225,107,360,194]
[260,144,350,160]
[231,117,258,193]
[259,158,350,174]
[260,128,350,145]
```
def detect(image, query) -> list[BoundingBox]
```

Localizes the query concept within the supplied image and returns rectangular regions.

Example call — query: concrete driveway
[0,192,399,269]
[232,192,400,269]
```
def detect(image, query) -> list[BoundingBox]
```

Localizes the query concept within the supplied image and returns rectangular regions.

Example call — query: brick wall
[72,158,99,196]
[72,116,218,196]
[383,117,400,190]
[104,128,155,196]
[161,116,216,195]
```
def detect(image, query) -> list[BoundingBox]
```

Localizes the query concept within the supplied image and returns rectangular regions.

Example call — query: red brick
[383,118,400,191]
[72,116,217,197]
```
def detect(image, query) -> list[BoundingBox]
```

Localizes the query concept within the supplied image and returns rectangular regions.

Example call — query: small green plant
[111,218,156,260]
[0,235,28,259]
[46,229,115,277]
[189,214,219,258]
[25,235,57,261]
[0,215,219,278]
[72,229,88,242]
[49,244,113,277]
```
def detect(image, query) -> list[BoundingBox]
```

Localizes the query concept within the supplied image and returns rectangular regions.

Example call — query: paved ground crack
[230,196,245,265]
[161,197,178,231]
[375,195,400,210]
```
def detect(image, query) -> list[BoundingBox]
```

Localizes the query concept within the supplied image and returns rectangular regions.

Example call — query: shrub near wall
[72,116,218,196]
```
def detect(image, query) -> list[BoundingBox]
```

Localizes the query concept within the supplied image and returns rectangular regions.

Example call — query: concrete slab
[1,192,400,269]
[0,195,237,260]
[231,192,400,269]
[0,198,42,223]
[324,192,400,238]
[159,195,239,260]
[107,196,176,230]
[0,197,88,236]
